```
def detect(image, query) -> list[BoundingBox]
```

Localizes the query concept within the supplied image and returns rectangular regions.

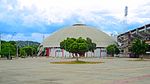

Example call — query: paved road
[0,57,150,84]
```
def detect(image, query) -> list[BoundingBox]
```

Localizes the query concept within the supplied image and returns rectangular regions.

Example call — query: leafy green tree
[0,40,39,58]
[9,41,16,45]
[19,48,26,58]
[1,42,16,59]
[1,40,6,44]
[60,38,76,51]
[31,45,38,56]
[19,45,38,57]
[60,37,96,61]
[106,44,120,57]
[21,46,33,56]
[86,37,96,52]
[130,39,149,59]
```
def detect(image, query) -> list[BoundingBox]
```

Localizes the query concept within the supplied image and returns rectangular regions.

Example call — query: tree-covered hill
[16,41,40,48]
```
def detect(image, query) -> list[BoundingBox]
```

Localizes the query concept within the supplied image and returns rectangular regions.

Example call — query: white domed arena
[38,24,116,58]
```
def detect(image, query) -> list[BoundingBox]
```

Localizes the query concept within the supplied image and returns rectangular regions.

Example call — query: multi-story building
[117,24,150,57]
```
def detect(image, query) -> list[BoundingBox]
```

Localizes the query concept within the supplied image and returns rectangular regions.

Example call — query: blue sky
[0,0,150,42]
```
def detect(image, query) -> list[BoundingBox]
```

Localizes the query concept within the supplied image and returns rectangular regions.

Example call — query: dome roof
[42,24,115,47]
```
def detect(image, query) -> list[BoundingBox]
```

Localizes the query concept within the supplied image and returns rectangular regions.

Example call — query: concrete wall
[46,47,107,58]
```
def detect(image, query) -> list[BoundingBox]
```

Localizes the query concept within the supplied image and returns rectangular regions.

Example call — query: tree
[60,38,76,52]
[30,45,38,56]
[19,48,26,58]
[1,42,16,59]
[130,39,149,59]
[9,41,16,45]
[60,37,96,61]
[19,45,38,57]
[0,40,39,58]
[21,46,33,56]
[86,37,96,52]
[106,44,120,57]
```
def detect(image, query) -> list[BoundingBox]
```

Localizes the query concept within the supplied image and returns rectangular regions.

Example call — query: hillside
[16,41,40,47]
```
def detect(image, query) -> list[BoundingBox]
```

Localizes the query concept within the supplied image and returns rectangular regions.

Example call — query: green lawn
[50,60,104,64]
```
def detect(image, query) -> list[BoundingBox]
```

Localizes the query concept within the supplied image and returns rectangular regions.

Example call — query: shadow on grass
[50,60,104,64]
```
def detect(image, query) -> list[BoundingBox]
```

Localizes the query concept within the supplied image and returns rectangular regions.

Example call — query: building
[117,24,150,57]
[38,24,115,58]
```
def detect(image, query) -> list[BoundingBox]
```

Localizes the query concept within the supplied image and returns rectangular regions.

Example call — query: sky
[0,0,150,42]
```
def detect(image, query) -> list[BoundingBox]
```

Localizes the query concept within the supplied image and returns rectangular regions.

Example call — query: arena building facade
[117,24,150,57]
[38,24,115,58]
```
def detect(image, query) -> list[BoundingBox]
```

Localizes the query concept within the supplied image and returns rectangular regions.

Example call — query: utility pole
[27,41,29,46]
[0,33,1,51]
[16,41,18,58]
[0,33,1,58]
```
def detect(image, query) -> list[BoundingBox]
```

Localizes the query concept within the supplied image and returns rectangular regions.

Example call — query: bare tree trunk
[78,52,85,57]
[75,53,78,61]
[72,53,74,58]
[76,56,78,61]
[140,54,144,60]
[111,53,114,57]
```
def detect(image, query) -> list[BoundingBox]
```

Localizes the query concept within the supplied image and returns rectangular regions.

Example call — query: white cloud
[16,0,150,24]
[0,0,150,42]
[0,0,150,25]
[1,33,49,42]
